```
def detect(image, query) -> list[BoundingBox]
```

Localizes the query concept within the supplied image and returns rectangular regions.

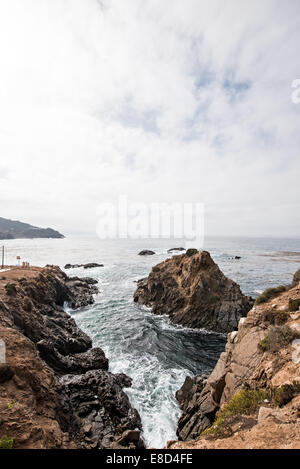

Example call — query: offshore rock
[138,250,155,256]
[64,263,104,270]
[134,251,253,333]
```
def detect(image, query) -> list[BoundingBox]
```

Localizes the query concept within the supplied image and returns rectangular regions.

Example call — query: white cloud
[0,0,299,236]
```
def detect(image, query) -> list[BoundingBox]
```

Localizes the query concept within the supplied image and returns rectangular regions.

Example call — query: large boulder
[134,251,253,333]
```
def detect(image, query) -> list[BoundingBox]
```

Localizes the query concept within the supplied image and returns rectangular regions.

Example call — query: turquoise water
[2,236,300,447]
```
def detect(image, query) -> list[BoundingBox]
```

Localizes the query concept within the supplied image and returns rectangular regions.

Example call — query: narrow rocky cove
[1,250,300,449]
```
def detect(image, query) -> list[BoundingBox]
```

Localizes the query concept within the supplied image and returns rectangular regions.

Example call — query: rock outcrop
[134,251,253,333]
[138,250,155,256]
[0,266,144,449]
[167,247,186,253]
[64,263,104,270]
[0,217,64,239]
[168,275,300,449]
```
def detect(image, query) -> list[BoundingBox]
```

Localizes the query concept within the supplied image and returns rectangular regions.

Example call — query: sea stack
[134,251,253,333]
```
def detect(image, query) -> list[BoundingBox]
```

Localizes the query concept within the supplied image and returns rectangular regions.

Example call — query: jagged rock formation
[134,251,253,333]
[0,266,144,449]
[168,275,300,449]
[175,374,210,441]
[0,217,64,239]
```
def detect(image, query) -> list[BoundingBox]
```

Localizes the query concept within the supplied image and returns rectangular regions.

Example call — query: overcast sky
[0,0,299,237]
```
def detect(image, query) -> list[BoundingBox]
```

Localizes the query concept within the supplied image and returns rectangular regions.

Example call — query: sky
[0,0,299,238]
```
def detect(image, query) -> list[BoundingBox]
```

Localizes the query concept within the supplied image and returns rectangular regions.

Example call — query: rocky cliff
[0,217,64,239]
[168,270,300,449]
[134,251,253,333]
[0,266,144,449]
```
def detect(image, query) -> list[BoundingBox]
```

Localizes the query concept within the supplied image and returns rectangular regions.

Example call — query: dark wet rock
[0,364,15,383]
[138,250,155,256]
[65,263,103,270]
[176,375,219,441]
[6,270,94,356]
[115,429,142,447]
[65,264,81,269]
[175,374,212,441]
[37,341,108,375]
[134,251,253,333]
[78,277,98,285]
[66,276,98,309]
[83,263,104,269]
[3,268,100,359]
[176,374,209,412]
[168,247,186,253]
[60,370,144,449]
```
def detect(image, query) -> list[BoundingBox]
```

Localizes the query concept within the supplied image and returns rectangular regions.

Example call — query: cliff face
[168,273,300,449]
[0,266,144,449]
[0,217,64,239]
[134,251,253,333]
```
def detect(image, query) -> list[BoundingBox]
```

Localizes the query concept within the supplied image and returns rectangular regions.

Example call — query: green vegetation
[293,269,300,285]
[274,382,300,407]
[288,298,300,312]
[0,436,14,449]
[258,325,300,353]
[7,400,15,410]
[4,283,16,296]
[254,285,287,306]
[263,309,290,325]
[202,388,269,437]
[259,335,270,351]
[186,248,198,257]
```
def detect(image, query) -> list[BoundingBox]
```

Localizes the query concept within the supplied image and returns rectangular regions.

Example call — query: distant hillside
[0,217,64,240]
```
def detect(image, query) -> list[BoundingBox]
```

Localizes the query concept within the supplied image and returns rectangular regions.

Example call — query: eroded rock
[134,251,253,333]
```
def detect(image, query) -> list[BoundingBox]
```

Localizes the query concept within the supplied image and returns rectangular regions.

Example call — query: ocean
[2,235,300,447]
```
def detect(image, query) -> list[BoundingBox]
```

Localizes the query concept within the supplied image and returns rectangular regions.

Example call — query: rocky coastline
[1,252,300,450]
[0,266,144,449]
[169,269,300,449]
